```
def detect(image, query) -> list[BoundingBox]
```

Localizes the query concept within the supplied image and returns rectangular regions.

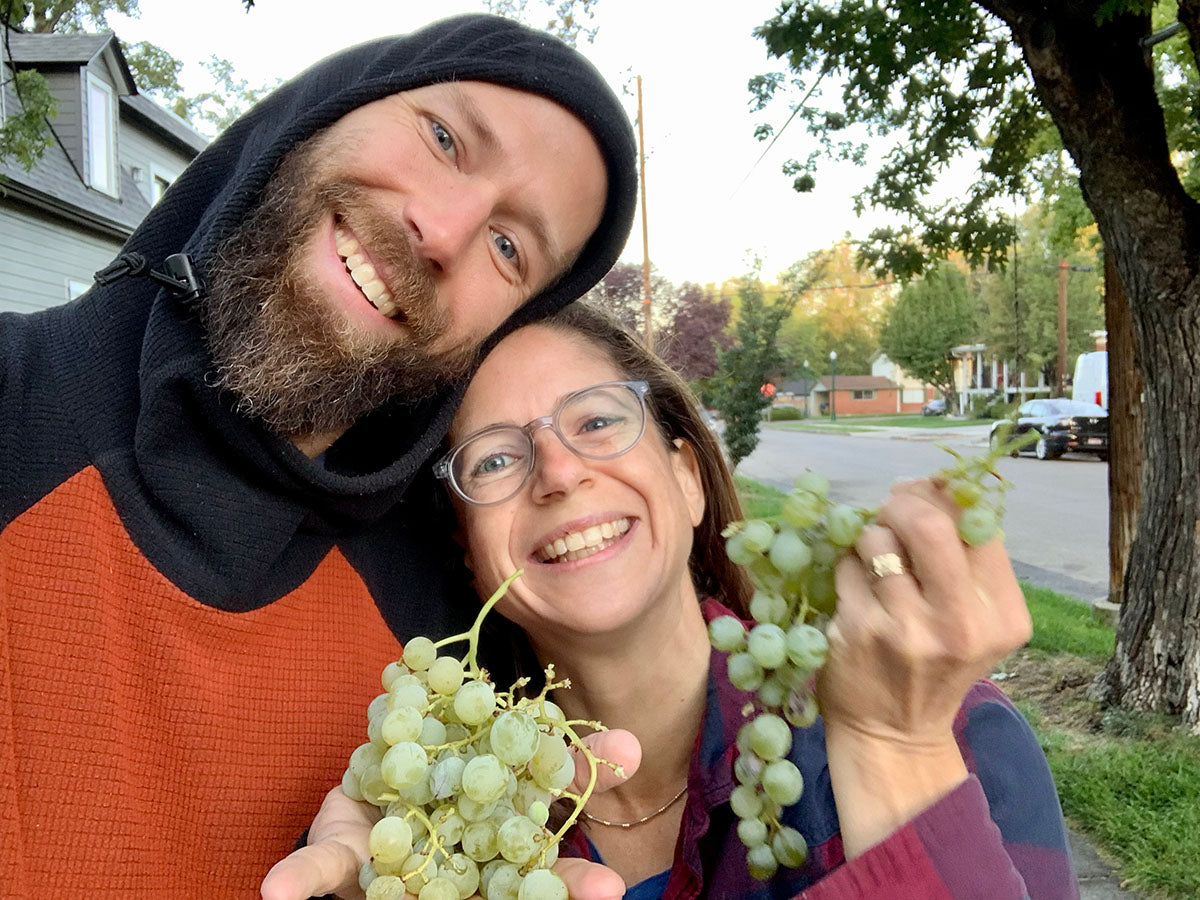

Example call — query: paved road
[736,423,1110,601]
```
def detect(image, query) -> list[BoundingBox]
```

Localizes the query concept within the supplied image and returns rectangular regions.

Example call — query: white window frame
[66,279,91,300]
[852,389,876,400]
[149,163,173,204]
[86,73,118,197]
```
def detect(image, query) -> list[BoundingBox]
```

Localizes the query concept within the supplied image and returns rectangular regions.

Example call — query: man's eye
[431,120,455,155]
[492,230,518,262]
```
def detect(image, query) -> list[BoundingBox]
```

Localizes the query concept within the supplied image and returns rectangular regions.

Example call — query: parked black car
[921,397,946,416]
[990,398,1108,460]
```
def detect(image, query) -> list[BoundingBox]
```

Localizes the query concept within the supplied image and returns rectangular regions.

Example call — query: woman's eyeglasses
[434,380,650,506]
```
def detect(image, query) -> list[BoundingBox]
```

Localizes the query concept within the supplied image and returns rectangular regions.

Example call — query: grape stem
[431,569,524,675]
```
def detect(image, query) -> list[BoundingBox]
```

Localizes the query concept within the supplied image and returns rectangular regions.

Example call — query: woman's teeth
[538,518,631,564]
[335,227,400,318]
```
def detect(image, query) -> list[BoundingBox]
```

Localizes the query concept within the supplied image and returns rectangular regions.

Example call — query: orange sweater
[1,466,401,896]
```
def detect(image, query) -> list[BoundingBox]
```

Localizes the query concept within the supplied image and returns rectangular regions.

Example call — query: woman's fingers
[554,857,628,900]
[568,728,641,795]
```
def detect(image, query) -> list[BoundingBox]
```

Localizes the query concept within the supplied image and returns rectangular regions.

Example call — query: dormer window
[86,73,117,196]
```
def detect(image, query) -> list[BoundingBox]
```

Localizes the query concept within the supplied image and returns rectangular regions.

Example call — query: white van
[1072,351,1108,410]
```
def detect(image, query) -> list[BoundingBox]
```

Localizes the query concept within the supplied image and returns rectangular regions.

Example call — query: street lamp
[829,350,838,422]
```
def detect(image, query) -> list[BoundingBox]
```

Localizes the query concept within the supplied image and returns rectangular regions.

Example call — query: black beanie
[122,13,638,334]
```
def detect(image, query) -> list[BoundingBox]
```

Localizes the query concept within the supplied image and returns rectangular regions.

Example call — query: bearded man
[0,15,635,898]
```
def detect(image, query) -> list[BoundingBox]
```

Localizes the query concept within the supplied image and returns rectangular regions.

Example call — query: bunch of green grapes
[708,434,1025,880]
[343,572,616,900]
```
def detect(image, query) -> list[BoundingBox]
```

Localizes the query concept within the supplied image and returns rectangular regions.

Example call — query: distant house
[949,343,1051,412]
[808,375,903,417]
[1,27,207,315]
[869,352,937,412]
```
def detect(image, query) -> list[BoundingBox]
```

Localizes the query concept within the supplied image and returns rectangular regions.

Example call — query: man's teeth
[539,518,631,564]
[335,227,398,317]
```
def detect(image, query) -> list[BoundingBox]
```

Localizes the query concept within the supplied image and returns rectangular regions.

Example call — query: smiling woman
[267,303,1081,900]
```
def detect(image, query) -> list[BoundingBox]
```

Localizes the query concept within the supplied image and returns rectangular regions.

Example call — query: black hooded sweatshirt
[0,14,635,896]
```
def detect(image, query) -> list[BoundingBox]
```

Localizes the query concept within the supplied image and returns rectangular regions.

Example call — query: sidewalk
[1071,828,1140,898]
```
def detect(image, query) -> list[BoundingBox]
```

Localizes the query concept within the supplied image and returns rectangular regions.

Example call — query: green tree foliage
[776,238,889,377]
[980,207,1104,384]
[712,271,797,466]
[1,0,258,167]
[879,263,977,408]
[484,0,599,46]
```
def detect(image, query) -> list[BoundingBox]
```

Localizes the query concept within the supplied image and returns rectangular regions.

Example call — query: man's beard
[199,133,481,440]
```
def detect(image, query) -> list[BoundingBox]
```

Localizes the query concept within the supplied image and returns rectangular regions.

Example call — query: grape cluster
[343,573,615,900]
[709,438,1021,880]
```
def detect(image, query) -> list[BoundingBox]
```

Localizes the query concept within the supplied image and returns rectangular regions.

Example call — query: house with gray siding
[1,27,207,315]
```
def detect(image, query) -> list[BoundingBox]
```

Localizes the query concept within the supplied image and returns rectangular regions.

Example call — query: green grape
[359,764,390,805]
[463,821,500,862]
[459,795,499,823]
[785,624,828,671]
[491,710,540,767]
[748,590,788,626]
[359,859,378,892]
[369,816,414,866]
[431,805,466,844]
[462,754,508,804]
[402,636,437,671]
[366,874,408,900]
[381,660,407,691]
[428,656,466,695]
[380,742,428,790]
[949,477,985,508]
[747,623,788,669]
[418,876,459,900]
[747,842,779,880]
[810,539,838,567]
[805,566,837,613]
[381,707,424,745]
[748,713,791,761]
[772,826,809,867]
[389,681,429,711]
[783,689,819,728]
[781,489,823,529]
[729,783,764,819]
[350,741,385,778]
[430,756,466,799]
[757,673,788,709]
[341,767,365,802]
[733,751,764,786]
[725,531,761,566]
[727,651,765,691]
[825,503,863,547]
[496,815,542,865]
[527,800,550,827]
[768,528,812,576]
[794,471,829,497]
[440,853,481,900]
[518,868,569,900]
[741,519,776,553]
[709,614,748,651]
[530,732,572,791]
[419,715,448,748]
[737,816,769,847]
[761,758,804,805]
[481,861,522,900]
[368,692,391,723]
[958,504,1000,546]
[453,680,497,725]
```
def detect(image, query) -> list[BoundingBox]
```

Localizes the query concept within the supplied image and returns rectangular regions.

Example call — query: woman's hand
[260,729,641,900]
[819,478,1032,856]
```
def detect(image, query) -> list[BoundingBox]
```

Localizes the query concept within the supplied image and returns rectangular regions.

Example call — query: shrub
[765,405,804,421]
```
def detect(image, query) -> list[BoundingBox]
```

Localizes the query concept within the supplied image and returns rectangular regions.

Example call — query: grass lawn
[731,475,1200,900]
[797,413,992,428]
[767,422,879,434]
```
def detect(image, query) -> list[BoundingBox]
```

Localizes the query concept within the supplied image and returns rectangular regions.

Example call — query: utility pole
[637,75,652,348]
[1057,259,1069,397]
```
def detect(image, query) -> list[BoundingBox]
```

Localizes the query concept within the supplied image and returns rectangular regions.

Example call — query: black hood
[45,14,636,608]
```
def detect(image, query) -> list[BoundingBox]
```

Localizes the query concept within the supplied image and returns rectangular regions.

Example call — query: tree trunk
[981,0,1200,730]
[1104,254,1142,604]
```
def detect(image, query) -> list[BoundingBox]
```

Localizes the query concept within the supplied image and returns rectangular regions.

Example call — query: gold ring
[870,552,906,579]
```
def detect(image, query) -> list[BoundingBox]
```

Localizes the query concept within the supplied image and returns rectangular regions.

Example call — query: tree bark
[979,0,1200,730]
[1104,254,1142,605]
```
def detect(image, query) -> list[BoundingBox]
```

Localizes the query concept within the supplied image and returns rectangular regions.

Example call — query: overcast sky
[110,0,925,286]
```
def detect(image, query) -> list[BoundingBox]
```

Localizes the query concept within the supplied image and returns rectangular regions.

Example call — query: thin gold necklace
[579,784,688,829]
